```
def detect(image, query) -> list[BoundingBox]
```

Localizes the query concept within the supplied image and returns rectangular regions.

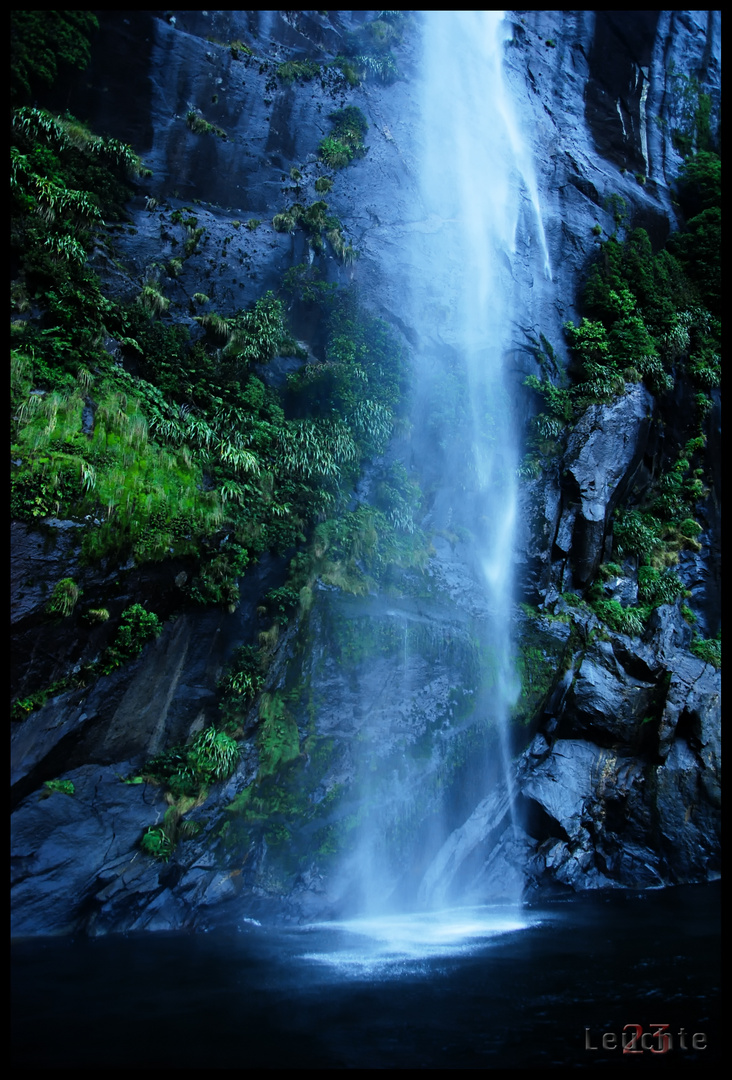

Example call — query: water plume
[411,10,549,909]
[326,11,549,921]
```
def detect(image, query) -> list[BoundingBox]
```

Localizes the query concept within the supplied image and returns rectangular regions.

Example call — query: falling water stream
[344,10,552,924]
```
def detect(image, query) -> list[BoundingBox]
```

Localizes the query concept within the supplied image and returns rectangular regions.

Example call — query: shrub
[329,106,368,146]
[592,599,649,636]
[262,585,300,625]
[219,644,265,708]
[613,510,662,563]
[102,604,161,671]
[277,59,320,84]
[46,578,81,617]
[140,826,173,860]
[143,727,239,797]
[84,607,110,623]
[637,566,684,606]
[189,727,239,783]
[690,635,721,668]
[319,137,352,170]
[138,283,169,316]
[186,110,227,139]
[332,55,361,86]
[11,12,99,103]
[678,517,703,540]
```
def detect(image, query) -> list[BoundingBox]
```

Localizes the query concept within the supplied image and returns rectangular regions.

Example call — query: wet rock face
[501,9,721,356]
[584,11,662,173]
[514,600,721,894]
[11,11,721,934]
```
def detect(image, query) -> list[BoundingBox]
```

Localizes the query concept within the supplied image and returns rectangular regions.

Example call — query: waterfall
[412,11,550,907]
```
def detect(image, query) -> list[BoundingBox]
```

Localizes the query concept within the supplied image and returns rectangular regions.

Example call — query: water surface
[12,883,720,1068]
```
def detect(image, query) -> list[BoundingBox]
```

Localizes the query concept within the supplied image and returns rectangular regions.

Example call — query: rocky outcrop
[517,385,655,598]
[516,639,721,891]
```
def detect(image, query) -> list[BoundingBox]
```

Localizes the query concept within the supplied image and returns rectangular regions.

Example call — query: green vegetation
[206,37,254,60]
[559,152,720,408]
[142,726,239,800]
[186,110,227,139]
[101,605,162,672]
[9,2,431,881]
[272,199,357,262]
[45,578,81,617]
[331,56,361,87]
[318,107,368,170]
[11,11,99,104]
[277,59,321,84]
[140,826,173,861]
[337,12,405,84]
[690,634,721,668]
[43,778,75,796]
[218,644,266,728]
[314,176,333,195]
[666,66,716,157]
[520,145,720,643]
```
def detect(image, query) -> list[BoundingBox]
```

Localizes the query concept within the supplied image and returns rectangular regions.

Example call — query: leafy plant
[101,604,161,672]
[138,282,169,316]
[690,634,721,668]
[319,137,352,170]
[46,578,81,617]
[140,826,173,861]
[11,11,99,103]
[613,510,663,564]
[637,566,685,606]
[189,727,240,783]
[143,727,239,798]
[592,599,650,636]
[319,106,368,170]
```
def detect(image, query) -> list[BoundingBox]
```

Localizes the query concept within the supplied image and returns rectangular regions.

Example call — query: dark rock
[564,638,657,744]
[561,385,653,587]
[10,763,169,937]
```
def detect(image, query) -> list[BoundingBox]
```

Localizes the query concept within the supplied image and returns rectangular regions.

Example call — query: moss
[43,778,75,796]
[186,110,227,139]
[257,692,301,777]
[277,59,320,84]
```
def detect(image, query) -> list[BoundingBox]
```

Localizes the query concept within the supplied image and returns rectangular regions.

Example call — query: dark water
[12,883,720,1069]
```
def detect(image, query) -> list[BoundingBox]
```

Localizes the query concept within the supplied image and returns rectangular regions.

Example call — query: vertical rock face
[11,11,720,935]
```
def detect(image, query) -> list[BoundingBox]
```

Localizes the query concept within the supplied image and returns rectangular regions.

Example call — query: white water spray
[325,12,550,925]
[413,10,550,908]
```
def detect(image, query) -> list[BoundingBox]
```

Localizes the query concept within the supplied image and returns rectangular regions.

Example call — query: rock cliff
[11,11,720,935]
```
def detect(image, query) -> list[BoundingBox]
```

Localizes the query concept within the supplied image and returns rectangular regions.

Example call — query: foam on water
[299,905,534,978]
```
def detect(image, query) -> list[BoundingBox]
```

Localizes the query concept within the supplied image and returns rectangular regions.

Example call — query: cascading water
[411,10,551,909]
[323,11,552,951]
